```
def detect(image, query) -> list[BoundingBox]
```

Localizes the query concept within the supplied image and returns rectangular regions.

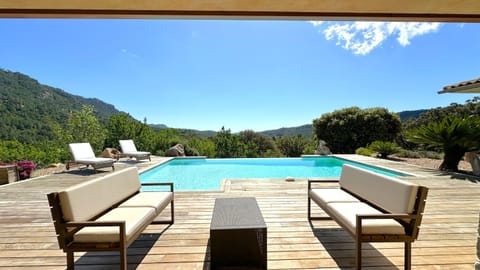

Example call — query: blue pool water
[140,157,409,191]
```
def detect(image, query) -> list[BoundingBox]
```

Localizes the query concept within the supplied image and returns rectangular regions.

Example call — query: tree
[239,130,276,157]
[276,135,308,157]
[406,116,480,171]
[105,113,156,152]
[213,127,245,158]
[186,138,216,157]
[313,107,401,153]
[57,105,107,153]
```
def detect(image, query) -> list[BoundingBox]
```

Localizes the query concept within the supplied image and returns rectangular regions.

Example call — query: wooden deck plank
[0,155,478,269]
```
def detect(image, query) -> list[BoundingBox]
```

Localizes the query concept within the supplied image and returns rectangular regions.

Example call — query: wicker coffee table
[210,197,267,270]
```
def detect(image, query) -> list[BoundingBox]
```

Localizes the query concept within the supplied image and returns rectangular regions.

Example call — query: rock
[165,144,186,157]
[465,152,480,175]
[102,148,121,158]
[47,163,63,168]
[315,140,332,155]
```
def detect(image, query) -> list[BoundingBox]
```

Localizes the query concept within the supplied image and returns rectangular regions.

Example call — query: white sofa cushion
[59,167,141,221]
[119,192,173,215]
[309,188,359,208]
[73,207,156,243]
[326,202,405,235]
[339,164,418,214]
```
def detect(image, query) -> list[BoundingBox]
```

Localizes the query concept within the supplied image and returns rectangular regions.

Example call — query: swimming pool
[140,157,409,191]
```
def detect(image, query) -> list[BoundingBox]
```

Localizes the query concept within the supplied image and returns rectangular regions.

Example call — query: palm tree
[406,116,480,171]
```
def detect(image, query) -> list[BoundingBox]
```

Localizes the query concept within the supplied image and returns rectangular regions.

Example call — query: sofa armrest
[65,220,127,243]
[141,182,174,192]
[308,179,339,190]
[355,213,419,236]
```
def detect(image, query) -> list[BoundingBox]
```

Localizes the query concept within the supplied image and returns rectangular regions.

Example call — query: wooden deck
[0,155,479,269]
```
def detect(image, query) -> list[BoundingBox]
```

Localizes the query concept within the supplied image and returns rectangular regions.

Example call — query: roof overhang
[438,78,480,94]
[1,0,480,21]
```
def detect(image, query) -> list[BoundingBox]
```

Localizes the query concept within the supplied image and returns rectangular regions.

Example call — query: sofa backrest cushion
[58,167,141,221]
[339,164,418,214]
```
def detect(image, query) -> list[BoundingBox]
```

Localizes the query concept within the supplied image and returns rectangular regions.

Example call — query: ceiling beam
[1,0,480,21]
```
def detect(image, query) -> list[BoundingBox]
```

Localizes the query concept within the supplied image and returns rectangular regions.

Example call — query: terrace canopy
[1,0,480,21]
[438,78,480,94]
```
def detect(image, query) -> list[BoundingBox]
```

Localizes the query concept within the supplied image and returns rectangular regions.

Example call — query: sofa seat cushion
[310,188,360,208]
[326,202,405,235]
[119,192,173,215]
[74,207,155,243]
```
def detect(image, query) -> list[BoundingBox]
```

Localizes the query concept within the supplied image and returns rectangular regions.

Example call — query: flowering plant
[16,160,36,180]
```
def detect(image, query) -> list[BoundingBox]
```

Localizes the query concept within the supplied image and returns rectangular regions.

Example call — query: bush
[368,141,401,158]
[16,160,36,180]
[396,149,443,159]
[355,147,375,157]
[406,116,480,171]
[313,107,401,153]
[395,149,422,158]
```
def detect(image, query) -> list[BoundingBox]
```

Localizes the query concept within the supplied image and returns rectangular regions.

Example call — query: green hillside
[261,124,313,137]
[0,68,433,145]
[0,69,124,143]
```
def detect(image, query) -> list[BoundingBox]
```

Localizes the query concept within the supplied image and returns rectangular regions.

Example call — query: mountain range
[0,68,427,142]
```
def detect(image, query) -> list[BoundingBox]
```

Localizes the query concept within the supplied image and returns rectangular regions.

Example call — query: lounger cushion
[124,151,150,156]
[119,192,173,215]
[75,157,115,164]
[119,140,138,153]
[73,207,156,243]
[69,143,96,160]
[119,140,151,160]
[339,164,418,214]
[309,188,360,208]
[326,202,405,235]
[59,167,141,221]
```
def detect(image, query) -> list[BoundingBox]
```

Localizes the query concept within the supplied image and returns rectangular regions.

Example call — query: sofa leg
[66,251,74,270]
[356,239,362,270]
[405,242,411,270]
[307,196,311,220]
[170,199,175,224]
[120,246,127,270]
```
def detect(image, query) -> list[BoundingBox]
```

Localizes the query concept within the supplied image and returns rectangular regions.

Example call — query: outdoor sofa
[47,167,174,269]
[308,164,428,270]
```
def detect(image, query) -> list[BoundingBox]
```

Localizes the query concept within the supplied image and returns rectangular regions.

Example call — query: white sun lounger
[119,139,151,162]
[67,142,115,173]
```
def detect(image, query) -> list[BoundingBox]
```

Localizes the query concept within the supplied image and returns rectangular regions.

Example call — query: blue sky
[1,19,479,132]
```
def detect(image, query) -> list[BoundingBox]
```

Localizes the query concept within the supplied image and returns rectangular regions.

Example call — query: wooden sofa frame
[308,179,428,270]
[47,182,174,270]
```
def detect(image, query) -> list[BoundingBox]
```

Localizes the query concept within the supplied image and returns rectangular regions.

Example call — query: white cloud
[309,21,324,27]
[312,21,441,55]
[121,48,139,59]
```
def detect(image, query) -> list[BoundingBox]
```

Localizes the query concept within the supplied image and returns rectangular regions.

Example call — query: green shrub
[355,147,375,156]
[396,149,443,159]
[396,149,422,158]
[313,107,401,153]
[368,141,401,158]
[184,145,200,156]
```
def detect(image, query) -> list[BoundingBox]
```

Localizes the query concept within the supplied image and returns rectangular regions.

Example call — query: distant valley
[0,68,428,142]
